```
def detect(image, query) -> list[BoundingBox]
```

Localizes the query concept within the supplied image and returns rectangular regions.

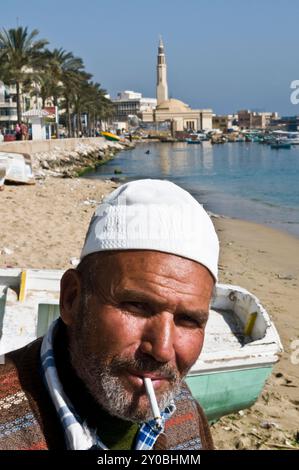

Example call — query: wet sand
[0,177,298,449]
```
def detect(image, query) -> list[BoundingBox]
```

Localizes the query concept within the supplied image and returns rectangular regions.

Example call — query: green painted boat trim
[103,136,119,141]
[186,366,273,421]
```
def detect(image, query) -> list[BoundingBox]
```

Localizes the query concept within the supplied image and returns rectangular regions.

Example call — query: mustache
[108,356,180,382]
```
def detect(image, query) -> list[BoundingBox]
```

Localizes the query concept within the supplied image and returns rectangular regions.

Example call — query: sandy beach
[0,176,298,449]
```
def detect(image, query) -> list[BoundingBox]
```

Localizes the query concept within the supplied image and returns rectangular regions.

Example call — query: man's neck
[53,321,139,449]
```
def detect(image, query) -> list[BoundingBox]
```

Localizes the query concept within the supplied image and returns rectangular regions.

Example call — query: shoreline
[185,179,299,240]
[209,211,299,241]
[204,194,299,240]
[0,176,298,449]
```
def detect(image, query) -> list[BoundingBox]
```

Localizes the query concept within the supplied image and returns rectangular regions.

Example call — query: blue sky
[2,0,299,115]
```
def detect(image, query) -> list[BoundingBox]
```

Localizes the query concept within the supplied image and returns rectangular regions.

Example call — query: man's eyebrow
[115,288,209,320]
[115,288,164,305]
[180,309,209,321]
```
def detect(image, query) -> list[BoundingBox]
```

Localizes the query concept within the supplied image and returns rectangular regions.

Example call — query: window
[186,121,195,130]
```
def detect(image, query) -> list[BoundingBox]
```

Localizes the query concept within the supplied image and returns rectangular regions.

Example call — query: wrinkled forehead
[83,249,211,278]
[80,250,214,303]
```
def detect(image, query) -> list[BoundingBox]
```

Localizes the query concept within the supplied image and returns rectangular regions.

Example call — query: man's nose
[139,312,176,363]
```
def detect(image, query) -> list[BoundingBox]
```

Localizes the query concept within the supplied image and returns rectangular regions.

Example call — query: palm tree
[93,87,115,134]
[42,48,87,136]
[71,80,114,136]
[63,70,92,137]
[0,26,48,123]
[43,50,115,137]
[33,48,82,136]
[42,48,85,103]
[94,91,115,132]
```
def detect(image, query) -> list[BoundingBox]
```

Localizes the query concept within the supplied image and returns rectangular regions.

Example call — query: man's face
[61,251,214,423]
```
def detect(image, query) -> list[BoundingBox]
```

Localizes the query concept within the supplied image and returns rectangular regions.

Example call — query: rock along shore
[0,137,134,179]
[32,138,133,179]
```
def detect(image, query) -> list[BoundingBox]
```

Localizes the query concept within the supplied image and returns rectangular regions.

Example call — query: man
[14,122,21,141]
[0,179,219,450]
[20,122,28,141]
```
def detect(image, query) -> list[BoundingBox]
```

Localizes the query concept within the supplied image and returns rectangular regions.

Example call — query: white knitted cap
[81,179,219,281]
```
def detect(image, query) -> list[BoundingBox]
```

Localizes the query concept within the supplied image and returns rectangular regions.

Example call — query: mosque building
[142,38,213,132]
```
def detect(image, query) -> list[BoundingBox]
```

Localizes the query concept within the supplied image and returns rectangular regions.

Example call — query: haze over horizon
[2,0,299,116]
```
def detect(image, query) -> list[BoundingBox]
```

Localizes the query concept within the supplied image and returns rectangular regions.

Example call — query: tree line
[0,26,114,137]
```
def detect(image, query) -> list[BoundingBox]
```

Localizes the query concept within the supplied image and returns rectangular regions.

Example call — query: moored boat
[270,140,291,149]
[187,283,282,420]
[271,130,299,145]
[101,131,121,142]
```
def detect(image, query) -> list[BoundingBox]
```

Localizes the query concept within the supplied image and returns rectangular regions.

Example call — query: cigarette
[144,377,163,430]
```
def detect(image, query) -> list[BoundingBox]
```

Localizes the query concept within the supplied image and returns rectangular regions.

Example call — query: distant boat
[245,134,261,143]
[196,132,209,141]
[271,131,299,145]
[186,139,201,144]
[285,137,299,144]
[101,131,121,142]
[270,140,291,149]
[0,269,282,421]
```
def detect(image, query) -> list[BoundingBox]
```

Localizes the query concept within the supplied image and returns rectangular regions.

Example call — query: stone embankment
[0,137,133,178]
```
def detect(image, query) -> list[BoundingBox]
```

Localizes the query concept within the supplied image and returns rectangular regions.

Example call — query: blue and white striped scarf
[40,320,176,450]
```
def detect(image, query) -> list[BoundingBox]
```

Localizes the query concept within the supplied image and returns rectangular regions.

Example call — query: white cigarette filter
[144,377,163,430]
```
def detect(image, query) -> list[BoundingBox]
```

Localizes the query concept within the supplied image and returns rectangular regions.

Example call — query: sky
[2,0,299,115]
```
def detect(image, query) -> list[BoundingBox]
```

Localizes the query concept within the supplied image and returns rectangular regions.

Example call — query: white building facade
[112,90,157,121]
[0,82,18,130]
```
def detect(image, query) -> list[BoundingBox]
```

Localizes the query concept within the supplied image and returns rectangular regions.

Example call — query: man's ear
[59,269,82,326]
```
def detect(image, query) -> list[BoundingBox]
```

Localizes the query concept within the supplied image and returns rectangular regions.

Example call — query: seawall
[0,137,133,178]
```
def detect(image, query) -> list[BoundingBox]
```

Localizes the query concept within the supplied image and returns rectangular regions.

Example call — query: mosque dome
[156,98,191,112]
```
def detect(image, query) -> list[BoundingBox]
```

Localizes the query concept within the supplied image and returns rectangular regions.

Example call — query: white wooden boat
[0,152,35,185]
[186,284,283,420]
[271,130,299,144]
[0,269,283,420]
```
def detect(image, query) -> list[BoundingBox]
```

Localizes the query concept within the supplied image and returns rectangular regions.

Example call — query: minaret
[156,37,168,105]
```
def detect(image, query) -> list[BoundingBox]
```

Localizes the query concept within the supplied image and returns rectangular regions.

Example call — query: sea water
[86,142,299,238]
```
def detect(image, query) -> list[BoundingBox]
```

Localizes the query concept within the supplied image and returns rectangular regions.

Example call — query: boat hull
[270,144,291,149]
[101,132,120,142]
[186,365,273,421]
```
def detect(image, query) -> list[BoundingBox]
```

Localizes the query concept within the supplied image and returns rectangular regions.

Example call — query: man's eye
[176,315,203,328]
[121,302,148,314]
